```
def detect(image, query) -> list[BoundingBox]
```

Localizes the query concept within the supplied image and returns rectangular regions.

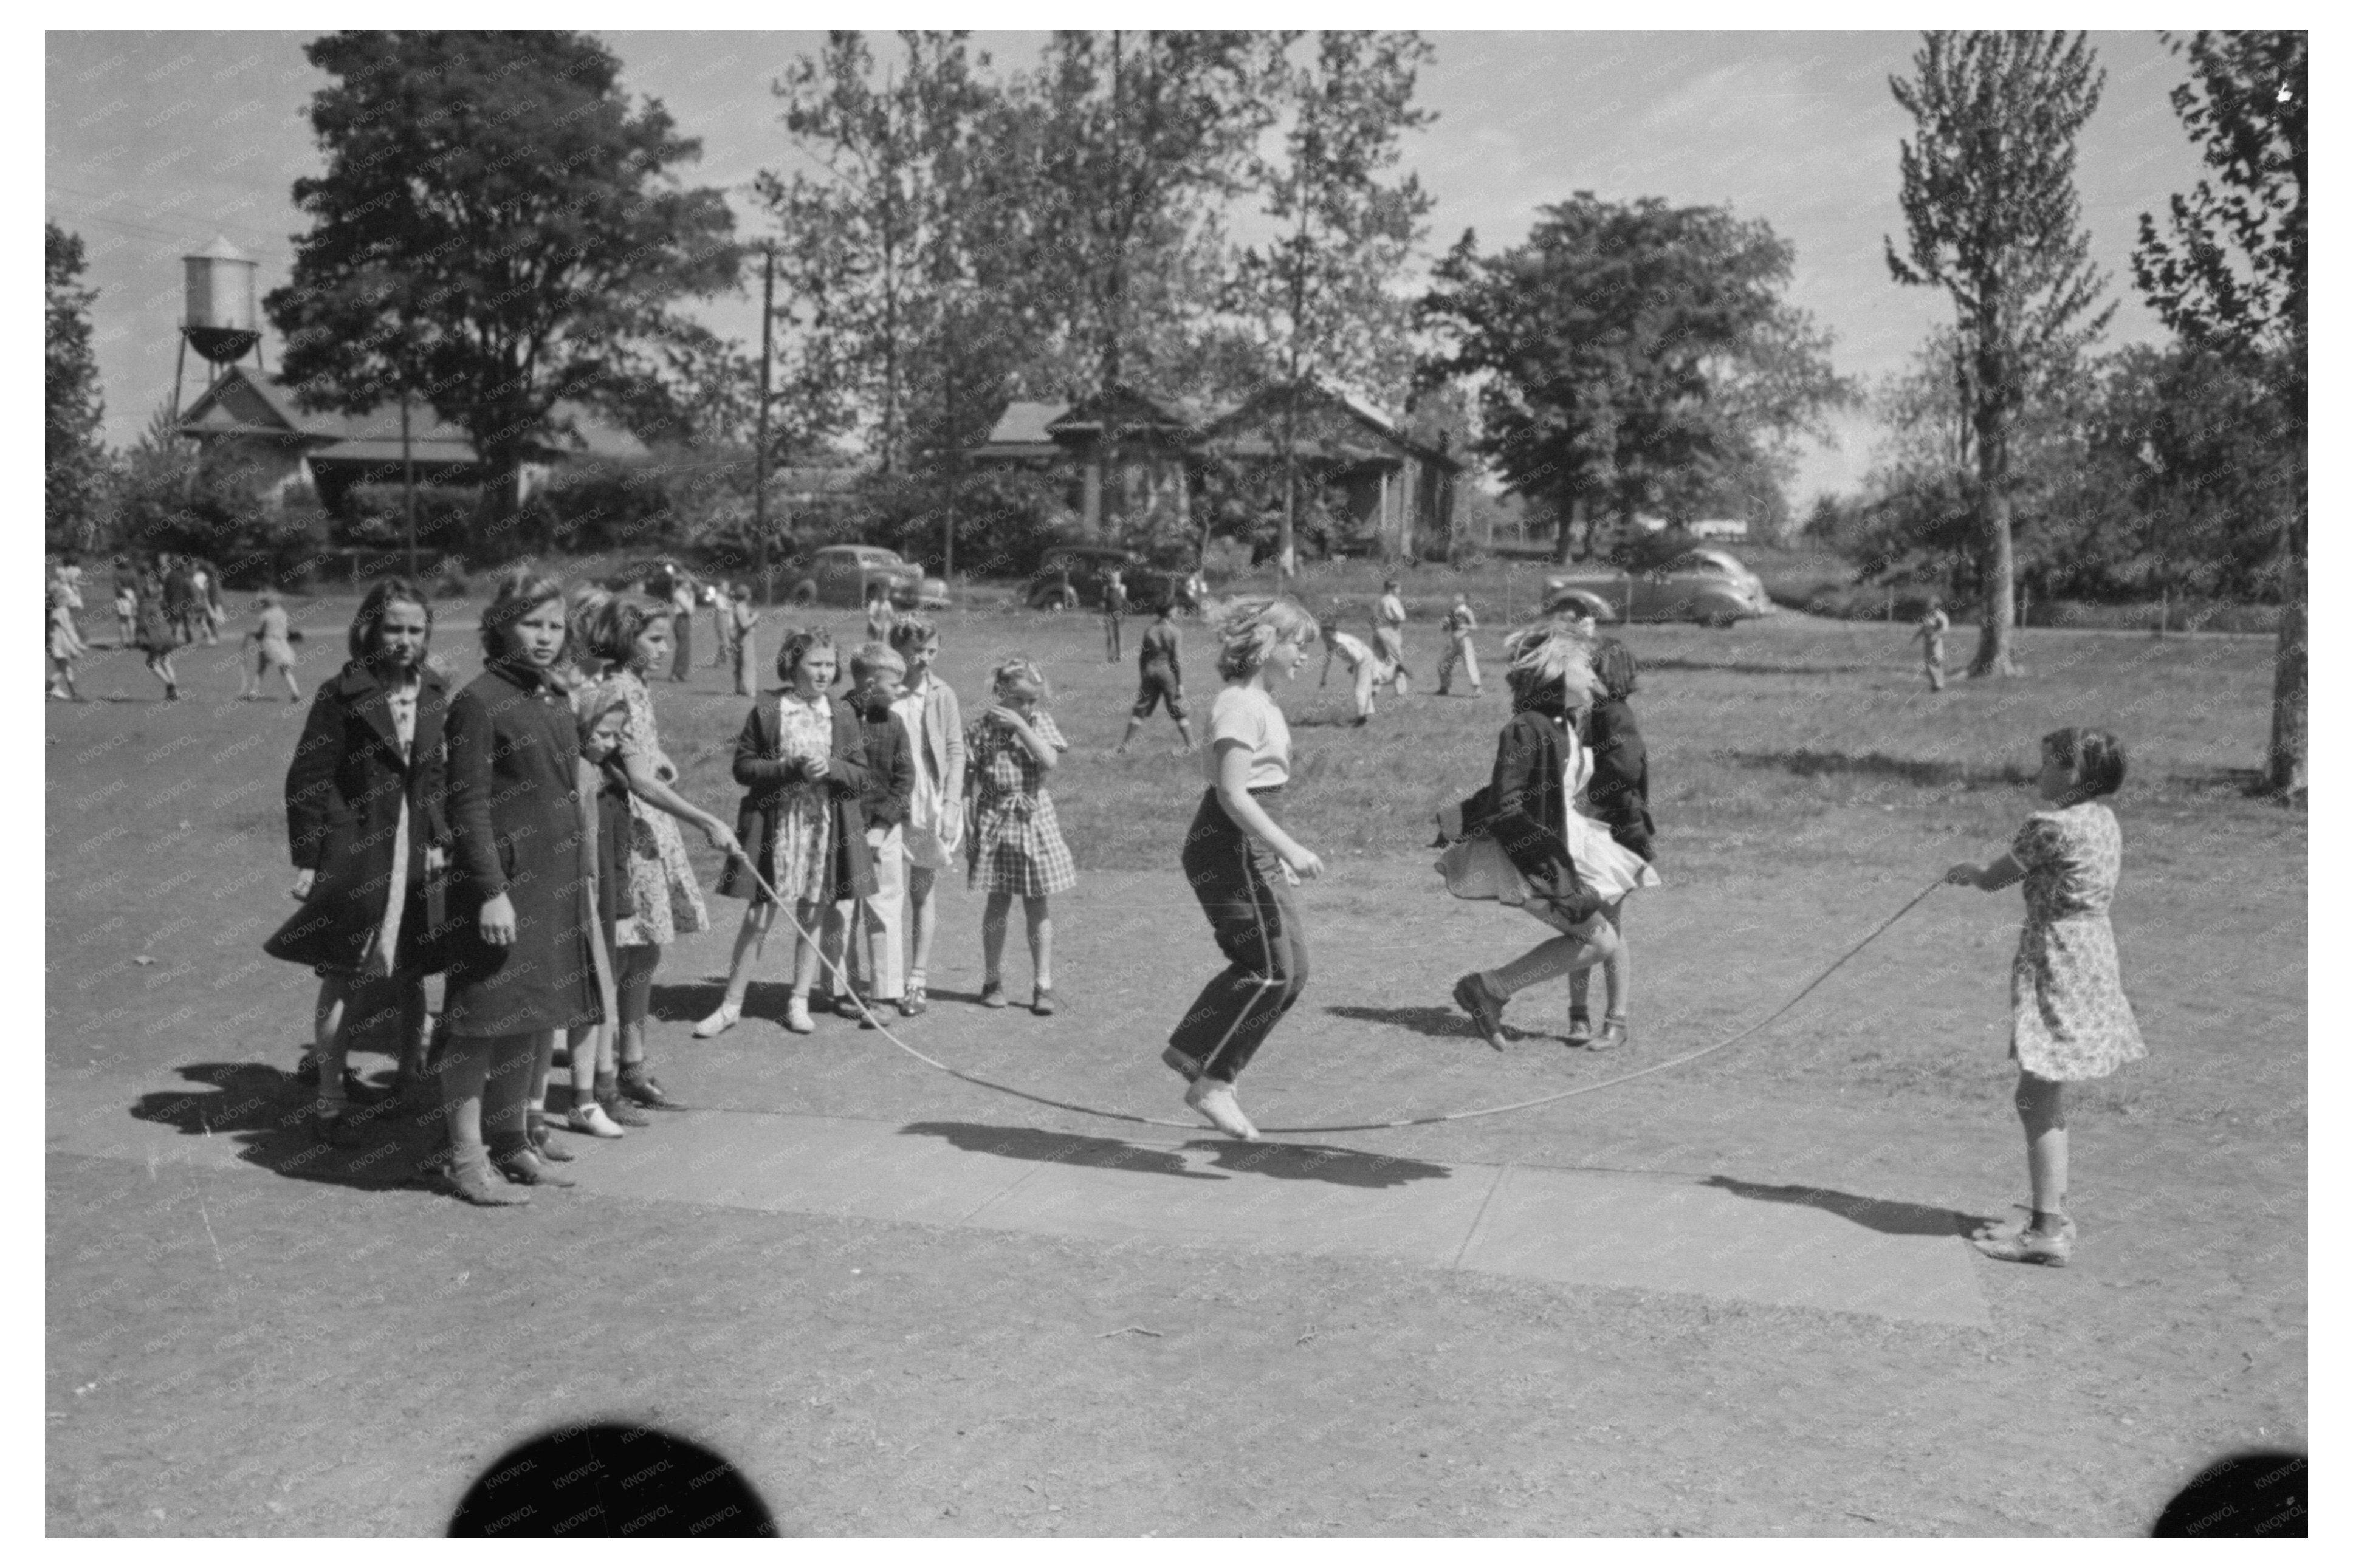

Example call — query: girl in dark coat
[1446,626,1632,1051]
[266,580,452,1142]
[1570,640,1657,1046]
[435,569,608,1203]
[695,628,874,1039]
[132,570,180,700]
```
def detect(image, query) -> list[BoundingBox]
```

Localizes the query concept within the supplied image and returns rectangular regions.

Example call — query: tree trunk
[2267,495,2307,796]
[1968,425,2021,677]
[1277,390,1299,581]
[1551,493,1579,565]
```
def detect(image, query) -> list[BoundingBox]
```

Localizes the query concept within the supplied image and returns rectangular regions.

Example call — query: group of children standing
[253,565,2145,1267]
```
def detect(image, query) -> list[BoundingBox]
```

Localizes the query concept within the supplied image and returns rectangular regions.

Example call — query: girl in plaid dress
[1945,727,2145,1268]
[964,657,1074,1013]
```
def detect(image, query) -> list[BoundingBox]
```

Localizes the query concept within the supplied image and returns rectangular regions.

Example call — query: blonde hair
[1206,595,1317,680]
[851,640,906,682]
[989,655,1050,704]
[1503,623,1596,712]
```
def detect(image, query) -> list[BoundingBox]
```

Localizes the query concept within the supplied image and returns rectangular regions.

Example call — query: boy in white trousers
[840,642,916,1019]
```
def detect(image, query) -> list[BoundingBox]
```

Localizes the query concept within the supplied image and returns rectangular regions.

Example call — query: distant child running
[1444,626,1652,1052]
[1116,600,1195,753]
[1161,597,1325,1140]
[1944,727,2145,1268]
[1373,579,1413,696]
[888,614,966,1015]
[132,570,181,702]
[1436,592,1480,697]
[1318,617,1383,725]
[1915,598,1951,691]
[48,586,86,701]
[964,656,1074,1013]
[696,628,874,1038]
[113,565,137,647]
[239,589,302,702]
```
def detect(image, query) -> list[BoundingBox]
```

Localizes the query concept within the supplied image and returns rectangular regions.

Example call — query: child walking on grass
[696,628,874,1038]
[239,589,302,702]
[1444,626,1650,1053]
[132,570,180,701]
[1943,727,2145,1268]
[964,656,1074,1014]
[48,586,86,701]
[888,614,964,1015]
[1161,597,1325,1141]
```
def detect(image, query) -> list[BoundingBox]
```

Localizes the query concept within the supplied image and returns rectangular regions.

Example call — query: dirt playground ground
[46,599,2304,1536]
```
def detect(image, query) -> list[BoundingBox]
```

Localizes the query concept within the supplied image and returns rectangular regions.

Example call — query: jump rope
[719,852,1949,1138]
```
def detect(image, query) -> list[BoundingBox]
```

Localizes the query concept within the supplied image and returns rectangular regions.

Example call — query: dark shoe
[980,981,1008,1009]
[1161,1045,1204,1081]
[295,1053,318,1087]
[1452,972,1507,1050]
[493,1146,575,1189]
[1031,987,1059,1017]
[529,1122,579,1161]
[831,991,867,1021]
[442,1155,531,1207]
[899,984,928,1018]
[616,1064,672,1108]
[597,1090,651,1129]
[1589,1016,1630,1052]
[1565,1012,1595,1049]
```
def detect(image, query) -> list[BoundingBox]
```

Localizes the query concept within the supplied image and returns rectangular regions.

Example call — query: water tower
[172,233,263,419]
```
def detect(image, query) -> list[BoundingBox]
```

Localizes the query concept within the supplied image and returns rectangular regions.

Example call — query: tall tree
[1422,194,1847,565]
[1231,30,1436,577]
[2132,30,2306,795]
[267,32,741,529]
[46,221,109,552]
[1886,30,2114,677]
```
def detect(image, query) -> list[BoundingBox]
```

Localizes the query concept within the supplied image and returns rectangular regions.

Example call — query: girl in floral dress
[1945,727,2145,1267]
[568,595,740,1129]
[696,628,873,1038]
[963,657,1074,1013]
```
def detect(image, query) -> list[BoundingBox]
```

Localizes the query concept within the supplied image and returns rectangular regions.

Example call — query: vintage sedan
[1027,543,1207,614]
[1544,549,1773,627]
[787,545,949,611]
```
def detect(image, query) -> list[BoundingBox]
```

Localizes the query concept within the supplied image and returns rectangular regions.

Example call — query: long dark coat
[265,661,453,973]
[1455,707,1601,927]
[1583,696,1655,862]
[716,691,875,903]
[438,660,605,1038]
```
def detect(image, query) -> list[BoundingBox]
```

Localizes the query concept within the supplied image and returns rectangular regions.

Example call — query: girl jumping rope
[695,628,874,1038]
[1161,597,1326,1140]
[1944,727,2145,1267]
[1444,625,1647,1052]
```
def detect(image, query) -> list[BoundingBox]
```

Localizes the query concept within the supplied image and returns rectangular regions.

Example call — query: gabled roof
[179,366,646,465]
[984,401,1068,447]
[1201,377,1461,472]
[1045,383,1195,437]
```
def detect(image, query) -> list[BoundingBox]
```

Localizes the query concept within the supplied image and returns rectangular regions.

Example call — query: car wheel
[1046,591,1076,613]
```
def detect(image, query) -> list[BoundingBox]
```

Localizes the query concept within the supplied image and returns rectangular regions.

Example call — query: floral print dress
[583,668,710,947]
[2009,801,2146,1081]
[763,691,837,904]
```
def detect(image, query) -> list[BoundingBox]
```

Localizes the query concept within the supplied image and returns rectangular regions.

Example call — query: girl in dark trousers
[435,569,609,1204]
[266,580,452,1142]
[1569,639,1655,1044]
[1162,597,1327,1141]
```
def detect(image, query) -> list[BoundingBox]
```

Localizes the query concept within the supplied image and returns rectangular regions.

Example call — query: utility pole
[400,385,418,581]
[754,242,775,605]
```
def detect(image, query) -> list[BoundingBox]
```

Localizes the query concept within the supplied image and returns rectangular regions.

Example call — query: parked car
[1543,548,1773,627]
[786,545,949,611]
[1027,543,1207,615]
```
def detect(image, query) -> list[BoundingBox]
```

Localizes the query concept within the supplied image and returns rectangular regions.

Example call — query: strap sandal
[1589,1016,1631,1052]
[1565,1011,1595,1048]
[616,1066,672,1108]
[898,984,928,1018]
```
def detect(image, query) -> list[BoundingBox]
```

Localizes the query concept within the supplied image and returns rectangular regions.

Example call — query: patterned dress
[762,691,837,904]
[2009,802,2146,1082]
[964,710,1076,896]
[582,668,711,947]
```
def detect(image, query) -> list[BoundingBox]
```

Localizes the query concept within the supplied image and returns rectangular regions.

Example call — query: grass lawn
[46,594,2303,1535]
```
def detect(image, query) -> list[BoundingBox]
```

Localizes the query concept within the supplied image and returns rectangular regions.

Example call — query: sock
[2029,1210,2066,1236]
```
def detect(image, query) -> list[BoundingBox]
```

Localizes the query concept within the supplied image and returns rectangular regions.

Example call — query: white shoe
[784,996,816,1035]
[567,1103,625,1139]
[692,999,742,1039]
[1184,1077,1259,1141]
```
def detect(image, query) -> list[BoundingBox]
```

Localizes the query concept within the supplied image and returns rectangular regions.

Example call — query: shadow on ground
[897,1120,1455,1189]
[1725,748,2030,790]
[1702,1173,1985,1238]
[126,1058,441,1191]
[1323,1002,1562,1047]
[1643,657,1887,677]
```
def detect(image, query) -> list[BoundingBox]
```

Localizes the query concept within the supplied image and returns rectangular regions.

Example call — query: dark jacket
[438,660,605,1038]
[851,694,915,832]
[1457,708,1601,926]
[716,691,876,903]
[1583,696,1654,862]
[265,661,455,973]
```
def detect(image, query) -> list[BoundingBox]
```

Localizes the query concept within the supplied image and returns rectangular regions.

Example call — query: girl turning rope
[1162,598,1326,1141]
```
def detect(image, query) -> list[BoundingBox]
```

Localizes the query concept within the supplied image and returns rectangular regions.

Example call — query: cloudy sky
[46,29,2214,507]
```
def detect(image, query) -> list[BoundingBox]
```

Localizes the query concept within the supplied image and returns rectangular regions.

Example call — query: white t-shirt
[1203,683,1291,792]
[1327,630,1373,668]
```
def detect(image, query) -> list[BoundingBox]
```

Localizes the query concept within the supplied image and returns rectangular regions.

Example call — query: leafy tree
[46,221,108,552]
[2132,29,2306,794]
[1229,30,1436,577]
[1421,193,1847,565]
[1886,30,2115,677]
[267,32,742,540]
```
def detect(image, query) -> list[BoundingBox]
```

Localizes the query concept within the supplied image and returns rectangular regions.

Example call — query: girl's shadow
[126,1058,442,1191]
[1324,1002,1557,1046]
